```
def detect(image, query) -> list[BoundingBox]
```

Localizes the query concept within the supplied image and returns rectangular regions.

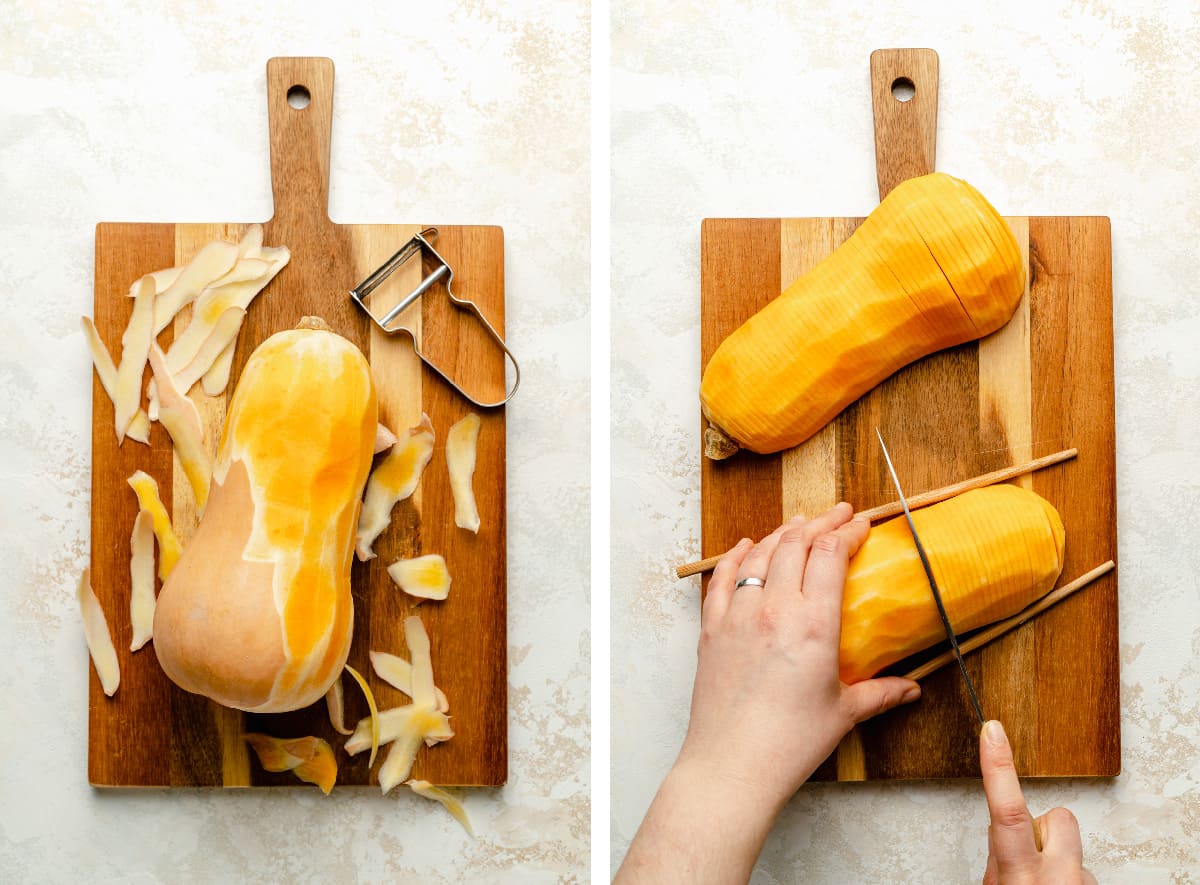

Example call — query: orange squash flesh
[700,173,1025,457]
[153,323,377,713]
[839,484,1065,684]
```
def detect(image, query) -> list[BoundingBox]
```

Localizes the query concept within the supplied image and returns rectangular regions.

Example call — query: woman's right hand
[980,719,1097,884]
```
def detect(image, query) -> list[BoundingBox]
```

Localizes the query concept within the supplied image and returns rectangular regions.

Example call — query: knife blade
[875,428,985,726]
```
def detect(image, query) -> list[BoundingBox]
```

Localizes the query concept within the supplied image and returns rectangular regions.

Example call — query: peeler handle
[410,307,521,409]
[349,229,521,408]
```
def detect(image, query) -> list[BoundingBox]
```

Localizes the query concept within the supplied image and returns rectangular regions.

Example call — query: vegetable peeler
[349,227,520,407]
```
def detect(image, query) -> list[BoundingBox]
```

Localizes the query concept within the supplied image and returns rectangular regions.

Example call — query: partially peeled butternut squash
[839,484,1065,684]
[153,319,377,713]
[701,173,1025,457]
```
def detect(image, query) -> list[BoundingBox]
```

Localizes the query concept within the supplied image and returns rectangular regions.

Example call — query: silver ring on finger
[735,577,766,589]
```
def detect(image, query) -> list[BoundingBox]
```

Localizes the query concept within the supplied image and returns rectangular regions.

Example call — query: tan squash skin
[153,460,284,709]
[153,323,377,713]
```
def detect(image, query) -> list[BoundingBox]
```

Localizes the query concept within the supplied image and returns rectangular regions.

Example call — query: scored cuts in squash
[700,173,1025,457]
[838,485,1066,683]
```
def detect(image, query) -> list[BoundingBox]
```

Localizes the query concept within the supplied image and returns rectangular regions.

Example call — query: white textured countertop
[611,1,1200,881]
[0,2,589,882]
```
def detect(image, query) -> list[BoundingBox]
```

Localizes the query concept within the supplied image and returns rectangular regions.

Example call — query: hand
[677,502,922,808]
[617,504,922,884]
[981,720,1096,884]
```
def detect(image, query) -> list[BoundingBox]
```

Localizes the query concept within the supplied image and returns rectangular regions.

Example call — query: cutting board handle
[266,57,334,224]
[870,49,938,200]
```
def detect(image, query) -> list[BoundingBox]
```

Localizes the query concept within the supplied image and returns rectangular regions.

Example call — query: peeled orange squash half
[700,173,1025,457]
[839,484,1065,684]
[153,318,377,713]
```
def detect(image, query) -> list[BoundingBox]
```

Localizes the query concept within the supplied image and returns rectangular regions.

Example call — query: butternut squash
[153,319,377,713]
[839,484,1065,683]
[700,173,1025,457]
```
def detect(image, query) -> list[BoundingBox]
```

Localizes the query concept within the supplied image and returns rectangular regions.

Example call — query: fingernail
[983,720,1008,747]
[737,537,752,549]
[901,685,921,703]
[852,515,869,525]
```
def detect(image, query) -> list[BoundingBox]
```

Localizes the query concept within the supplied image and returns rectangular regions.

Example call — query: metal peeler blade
[349,227,520,408]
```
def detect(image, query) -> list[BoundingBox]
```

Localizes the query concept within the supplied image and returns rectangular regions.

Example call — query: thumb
[841,677,921,725]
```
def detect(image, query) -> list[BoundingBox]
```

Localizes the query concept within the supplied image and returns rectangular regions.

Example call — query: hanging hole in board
[891,77,915,102]
[287,85,311,109]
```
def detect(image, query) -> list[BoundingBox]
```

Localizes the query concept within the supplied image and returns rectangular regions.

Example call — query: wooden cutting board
[88,58,507,787]
[699,49,1118,779]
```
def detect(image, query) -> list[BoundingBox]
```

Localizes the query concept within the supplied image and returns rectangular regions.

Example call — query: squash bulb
[153,320,377,713]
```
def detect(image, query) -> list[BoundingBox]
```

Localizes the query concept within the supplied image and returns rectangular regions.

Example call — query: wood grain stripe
[778,218,861,780]
[356,223,424,787]
[779,219,843,522]
[1028,216,1119,776]
[416,226,508,785]
[975,216,1036,772]
[700,219,783,590]
[170,223,251,788]
[978,217,1034,481]
[89,223,176,787]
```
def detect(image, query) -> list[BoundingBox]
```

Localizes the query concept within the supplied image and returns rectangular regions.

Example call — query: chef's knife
[874,430,1045,852]
[875,428,985,725]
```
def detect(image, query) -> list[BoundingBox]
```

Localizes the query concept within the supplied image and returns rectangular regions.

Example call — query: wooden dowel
[674,448,1078,579]
[902,560,1115,681]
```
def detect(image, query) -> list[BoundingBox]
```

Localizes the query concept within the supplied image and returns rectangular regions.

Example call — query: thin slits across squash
[153,320,377,713]
[838,484,1065,684]
[700,173,1024,457]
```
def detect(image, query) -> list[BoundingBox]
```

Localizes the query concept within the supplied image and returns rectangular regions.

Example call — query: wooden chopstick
[674,448,1078,579]
[902,560,1115,681]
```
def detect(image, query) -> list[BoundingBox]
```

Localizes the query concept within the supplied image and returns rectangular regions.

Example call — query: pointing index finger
[980,720,1041,866]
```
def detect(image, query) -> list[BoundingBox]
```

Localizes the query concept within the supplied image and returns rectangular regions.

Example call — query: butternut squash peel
[370,650,451,712]
[344,664,381,767]
[147,346,211,513]
[700,173,1025,457]
[128,511,155,652]
[387,554,452,601]
[355,416,436,561]
[153,320,377,713]
[78,569,119,697]
[127,471,182,580]
[242,734,337,794]
[113,277,156,444]
[344,617,454,794]
[345,705,455,756]
[839,484,1065,683]
[408,780,475,837]
[325,679,354,736]
[201,339,237,397]
[151,240,240,335]
[374,422,398,454]
[81,316,151,445]
[446,413,481,533]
